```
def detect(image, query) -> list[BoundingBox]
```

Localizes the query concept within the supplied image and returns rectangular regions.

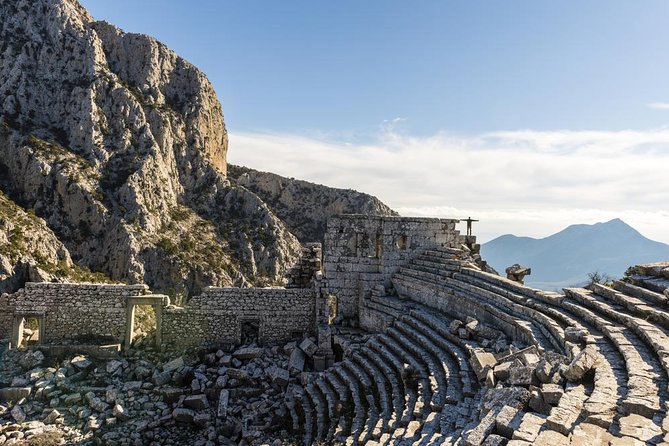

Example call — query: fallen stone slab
[217,390,229,419]
[269,367,290,387]
[495,405,522,439]
[470,350,498,381]
[172,408,195,423]
[289,348,307,372]
[184,394,209,410]
[511,412,546,443]
[71,355,93,371]
[563,346,599,382]
[508,366,534,386]
[162,356,184,373]
[541,384,564,406]
[0,387,31,402]
[233,347,264,360]
[546,384,586,435]
[299,338,318,357]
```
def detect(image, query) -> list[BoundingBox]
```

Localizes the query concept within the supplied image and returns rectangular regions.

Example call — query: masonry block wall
[0,293,12,340]
[161,287,316,349]
[4,283,149,344]
[323,215,466,319]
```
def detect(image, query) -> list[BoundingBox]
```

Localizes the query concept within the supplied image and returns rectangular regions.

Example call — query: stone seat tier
[562,290,665,420]
[351,351,395,433]
[360,347,407,429]
[368,338,420,426]
[414,411,443,446]
[377,333,433,418]
[305,382,328,441]
[342,357,383,444]
[366,296,406,321]
[627,274,669,295]
[448,273,565,352]
[592,283,669,333]
[394,318,460,405]
[398,265,455,286]
[423,247,467,257]
[583,333,626,429]
[451,271,569,354]
[612,280,669,307]
[460,278,626,431]
[297,387,315,446]
[332,364,368,444]
[392,273,543,350]
[401,316,468,403]
[408,310,477,397]
[324,370,353,438]
[385,325,445,409]
[316,376,339,442]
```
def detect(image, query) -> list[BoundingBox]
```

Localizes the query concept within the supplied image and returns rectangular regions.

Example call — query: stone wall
[3,283,149,344]
[323,215,466,319]
[0,293,12,340]
[161,287,316,349]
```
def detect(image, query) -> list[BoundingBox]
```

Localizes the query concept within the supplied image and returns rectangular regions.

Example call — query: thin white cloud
[647,102,669,110]
[228,127,669,244]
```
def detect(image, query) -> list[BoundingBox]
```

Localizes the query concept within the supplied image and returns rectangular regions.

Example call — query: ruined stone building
[2,214,669,445]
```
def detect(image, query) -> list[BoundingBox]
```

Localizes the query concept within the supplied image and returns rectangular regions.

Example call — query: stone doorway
[11,314,44,348]
[240,320,260,345]
[125,296,164,351]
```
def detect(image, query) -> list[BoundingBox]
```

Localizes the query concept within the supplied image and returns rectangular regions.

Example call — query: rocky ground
[0,337,331,446]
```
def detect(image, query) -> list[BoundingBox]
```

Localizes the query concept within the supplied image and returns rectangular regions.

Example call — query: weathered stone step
[389,322,449,409]
[368,338,419,426]
[563,289,665,419]
[342,355,386,444]
[627,274,669,295]
[393,273,540,349]
[366,297,405,320]
[583,335,626,429]
[612,280,668,308]
[377,332,433,418]
[401,316,467,402]
[423,247,466,258]
[360,347,406,429]
[324,370,353,438]
[305,382,328,440]
[297,387,315,446]
[408,310,477,397]
[399,265,453,285]
[316,377,339,442]
[592,283,669,332]
[351,351,394,433]
[451,271,568,353]
[333,364,368,444]
[394,318,456,402]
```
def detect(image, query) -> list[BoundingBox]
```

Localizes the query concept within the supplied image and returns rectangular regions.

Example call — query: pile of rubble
[0,336,331,446]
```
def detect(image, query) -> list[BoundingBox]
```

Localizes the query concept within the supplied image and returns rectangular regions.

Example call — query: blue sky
[80,1,669,243]
[81,0,669,136]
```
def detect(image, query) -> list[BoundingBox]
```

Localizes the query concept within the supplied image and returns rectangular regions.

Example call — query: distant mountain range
[481,219,669,291]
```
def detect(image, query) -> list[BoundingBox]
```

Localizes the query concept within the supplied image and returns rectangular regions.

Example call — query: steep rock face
[229,166,398,243]
[0,0,301,297]
[0,190,110,293]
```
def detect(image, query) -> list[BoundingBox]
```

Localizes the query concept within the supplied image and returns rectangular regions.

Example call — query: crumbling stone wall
[4,283,149,344]
[162,287,316,349]
[0,293,12,340]
[323,215,467,319]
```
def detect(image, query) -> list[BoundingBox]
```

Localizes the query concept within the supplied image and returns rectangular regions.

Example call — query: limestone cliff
[0,190,110,293]
[229,166,398,243]
[0,0,302,298]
